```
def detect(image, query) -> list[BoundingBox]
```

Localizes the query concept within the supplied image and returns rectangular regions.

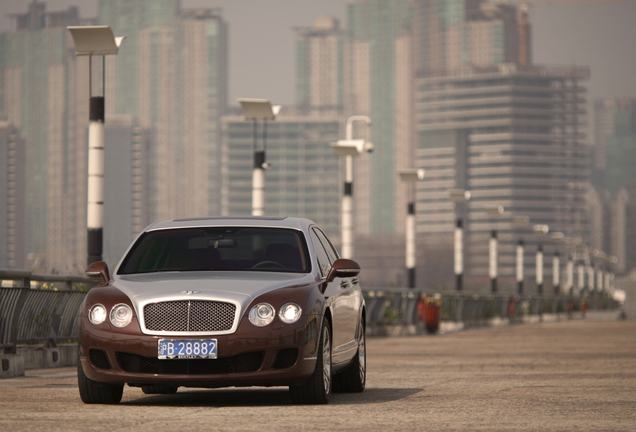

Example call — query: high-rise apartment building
[98,1,228,221]
[220,114,341,238]
[345,0,415,236]
[593,98,636,195]
[415,63,591,291]
[295,16,345,116]
[0,2,89,272]
[412,0,524,75]
[0,123,26,269]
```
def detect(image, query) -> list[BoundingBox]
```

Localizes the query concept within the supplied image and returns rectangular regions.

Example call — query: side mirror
[327,258,360,283]
[85,261,110,284]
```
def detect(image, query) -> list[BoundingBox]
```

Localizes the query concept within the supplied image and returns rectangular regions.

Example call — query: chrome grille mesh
[143,300,236,332]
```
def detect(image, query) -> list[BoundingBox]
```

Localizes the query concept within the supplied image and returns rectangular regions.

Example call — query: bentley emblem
[181,290,200,295]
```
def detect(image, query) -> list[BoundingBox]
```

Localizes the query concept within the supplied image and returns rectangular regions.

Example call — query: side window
[313,228,339,263]
[310,229,331,278]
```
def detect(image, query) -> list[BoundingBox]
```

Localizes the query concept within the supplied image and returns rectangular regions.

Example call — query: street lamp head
[67,26,123,56]
[330,139,365,157]
[485,205,504,217]
[237,98,278,120]
[550,231,565,243]
[363,141,374,153]
[398,168,425,183]
[449,189,471,203]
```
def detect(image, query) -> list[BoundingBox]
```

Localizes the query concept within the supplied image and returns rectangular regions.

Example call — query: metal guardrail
[0,270,94,353]
[1,267,622,354]
[363,290,620,329]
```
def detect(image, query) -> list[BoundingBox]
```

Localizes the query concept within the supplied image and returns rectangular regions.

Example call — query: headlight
[249,303,275,327]
[279,303,302,324]
[89,304,107,325]
[110,303,133,328]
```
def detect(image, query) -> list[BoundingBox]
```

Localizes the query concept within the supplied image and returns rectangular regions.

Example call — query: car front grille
[143,300,236,332]
[89,349,111,370]
[116,351,265,375]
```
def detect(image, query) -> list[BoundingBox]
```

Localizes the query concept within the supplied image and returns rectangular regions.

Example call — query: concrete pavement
[0,318,634,431]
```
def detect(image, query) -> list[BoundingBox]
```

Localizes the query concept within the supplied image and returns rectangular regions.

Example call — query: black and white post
[87,95,105,264]
[449,189,470,291]
[553,251,560,295]
[516,240,524,294]
[332,116,372,259]
[399,169,424,289]
[238,99,280,217]
[67,26,123,266]
[489,230,498,293]
[536,244,544,295]
[455,219,464,291]
[485,205,504,294]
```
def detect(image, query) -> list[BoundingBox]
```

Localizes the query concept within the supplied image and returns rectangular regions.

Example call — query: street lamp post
[331,115,372,259]
[449,189,471,291]
[399,169,425,288]
[238,99,281,216]
[513,215,530,295]
[533,224,549,295]
[485,205,504,293]
[68,26,124,266]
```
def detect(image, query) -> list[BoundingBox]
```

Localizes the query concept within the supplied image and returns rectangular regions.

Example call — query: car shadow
[122,387,423,407]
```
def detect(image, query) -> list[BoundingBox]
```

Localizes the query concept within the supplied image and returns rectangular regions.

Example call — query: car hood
[113,271,316,319]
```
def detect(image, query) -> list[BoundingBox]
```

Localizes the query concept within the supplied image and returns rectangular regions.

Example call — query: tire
[333,321,366,393]
[289,318,332,404]
[141,385,179,395]
[77,361,123,404]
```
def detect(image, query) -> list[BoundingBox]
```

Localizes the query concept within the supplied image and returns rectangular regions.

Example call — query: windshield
[118,227,311,275]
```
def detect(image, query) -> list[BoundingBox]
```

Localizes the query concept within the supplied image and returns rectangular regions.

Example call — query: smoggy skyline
[1,0,635,109]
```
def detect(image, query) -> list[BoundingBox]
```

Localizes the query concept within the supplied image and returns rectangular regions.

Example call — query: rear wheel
[141,385,179,395]
[77,361,123,404]
[333,321,366,393]
[289,319,332,404]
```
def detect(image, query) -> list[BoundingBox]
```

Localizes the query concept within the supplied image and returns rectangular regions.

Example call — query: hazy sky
[1,0,635,108]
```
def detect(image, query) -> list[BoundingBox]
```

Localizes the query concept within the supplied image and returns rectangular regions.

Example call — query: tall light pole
[551,232,565,295]
[399,169,425,288]
[449,189,471,291]
[238,99,281,216]
[331,115,372,259]
[485,205,504,293]
[533,224,549,295]
[68,26,124,266]
[513,215,530,295]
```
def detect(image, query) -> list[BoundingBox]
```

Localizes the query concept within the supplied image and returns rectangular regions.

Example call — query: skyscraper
[0,2,88,272]
[345,0,414,236]
[295,16,345,117]
[98,1,228,221]
[0,122,26,269]
[415,63,591,291]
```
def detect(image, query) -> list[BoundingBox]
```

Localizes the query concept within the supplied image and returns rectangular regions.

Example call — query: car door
[311,227,359,365]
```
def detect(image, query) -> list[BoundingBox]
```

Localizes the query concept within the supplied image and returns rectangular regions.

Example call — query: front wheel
[289,319,332,404]
[333,321,366,393]
[77,361,123,404]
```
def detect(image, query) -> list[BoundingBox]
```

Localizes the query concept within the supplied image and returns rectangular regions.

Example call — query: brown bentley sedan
[78,217,365,404]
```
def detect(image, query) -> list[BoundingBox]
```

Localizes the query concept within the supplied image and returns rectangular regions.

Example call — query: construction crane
[516,0,627,65]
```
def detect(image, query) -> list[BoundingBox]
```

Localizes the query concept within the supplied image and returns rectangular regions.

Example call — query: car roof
[143,216,316,233]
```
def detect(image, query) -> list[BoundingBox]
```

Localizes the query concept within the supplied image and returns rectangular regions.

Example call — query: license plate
[158,339,218,360]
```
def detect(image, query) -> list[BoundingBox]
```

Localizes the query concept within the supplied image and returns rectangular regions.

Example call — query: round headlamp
[279,303,302,324]
[88,304,107,325]
[110,303,133,328]
[249,303,275,327]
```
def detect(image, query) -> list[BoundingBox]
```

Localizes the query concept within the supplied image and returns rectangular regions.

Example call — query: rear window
[118,227,310,275]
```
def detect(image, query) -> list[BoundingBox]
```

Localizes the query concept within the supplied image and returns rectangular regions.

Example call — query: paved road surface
[1,316,634,431]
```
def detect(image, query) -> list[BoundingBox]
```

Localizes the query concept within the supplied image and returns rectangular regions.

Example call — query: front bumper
[79,313,321,388]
